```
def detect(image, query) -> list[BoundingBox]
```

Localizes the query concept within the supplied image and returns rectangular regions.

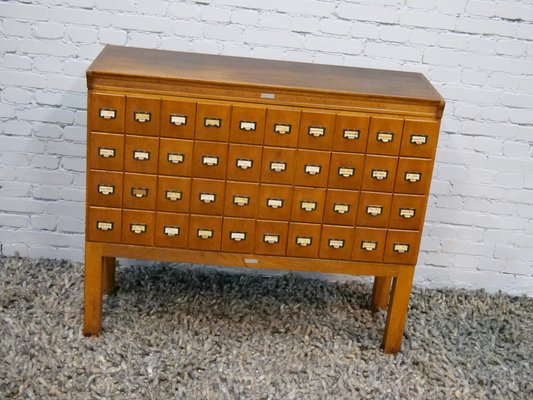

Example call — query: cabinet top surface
[87,45,443,102]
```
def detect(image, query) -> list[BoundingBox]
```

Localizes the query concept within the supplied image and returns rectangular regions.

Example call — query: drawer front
[230,105,266,145]
[224,181,259,218]
[221,217,255,253]
[299,111,336,150]
[362,155,398,193]
[261,147,296,185]
[254,220,288,256]
[192,141,228,180]
[155,212,189,248]
[89,132,124,171]
[160,99,196,139]
[395,157,433,195]
[122,173,157,210]
[400,119,439,158]
[351,227,387,262]
[88,170,123,208]
[125,96,161,136]
[356,191,392,228]
[188,214,222,251]
[333,114,370,153]
[383,229,421,265]
[389,194,426,230]
[227,144,262,182]
[291,187,326,223]
[87,207,122,243]
[195,102,231,141]
[124,135,159,174]
[157,176,191,213]
[328,152,365,190]
[264,107,300,148]
[122,209,155,246]
[190,178,226,215]
[323,189,359,226]
[367,116,404,156]
[158,138,193,177]
[257,184,293,221]
[90,93,125,133]
[287,223,321,258]
[294,149,330,187]
[319,225,355,260]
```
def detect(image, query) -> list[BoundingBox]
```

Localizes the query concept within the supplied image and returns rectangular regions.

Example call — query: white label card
[98,185,114,195]
[333,204,350,214]
[296,237,312,247]
[362,241,377,251]
[134,112,151,123]
[411,135,427,145]
[165,191,182,201]
[133,151,150,161]
[338,167,354,177]
[301,201,317,211]
[270,162,286,172]
[329,239,344,249]
[237,159,253,169]
[170,115,187,126]
[200,193,216,203]
[97,221,113,231]
[305,165,321,175]
[343,129,360,140]
[167,153,184,164]
[405,172,421,182]
[233,196,249,206]
[394,244,410,253]
[164,226,180,237]
[99,109,116,120]
[400,208,415,218]
[240,121,256,131]
[98,148,115,158]
[274,124,291,134]
[372,170,388,180]
[267,199,283,209]
[202,156,219,166]
[198,229,213,239]
[130,224,146,234]
[377,132,393,142]
[367,206,382,216]
[308,127,325,137]
[264,234,279,244]
[230,232,247,241]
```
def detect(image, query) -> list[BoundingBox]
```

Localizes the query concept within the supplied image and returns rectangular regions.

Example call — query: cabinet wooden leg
[83,242,104,336]
[371,276,392,310]
[102,257,116,295]
[382,267,414,354]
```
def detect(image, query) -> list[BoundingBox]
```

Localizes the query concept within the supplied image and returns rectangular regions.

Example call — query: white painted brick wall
[1,0,532,295]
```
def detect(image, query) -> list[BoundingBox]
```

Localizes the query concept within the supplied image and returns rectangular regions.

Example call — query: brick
[35,91,64,106]
[495,40,527,57]
[64,126,86,141]
[475,215,527,230]
[47,76,86,92]
[50,7,112,27]
[480,56,533,75]
[338,4,397,23]
[480,106,509,123]
[259,13,292,30]
[3,19,32,37]
[1,244,29,258]
[19,39,77,57]
[73,173,86,187]
[3,54,33,70]
[0,71,47,89]
[466,0,496,17]
[495,3,533,22]
[495,246,533,262]
[58,216,85,233]
[467,168,497,184]
[0,104,16,119]
[61,157,86,172]
[1,153,30,167]
[2,137,45,153]
[128,32,161,49]
[493,172,524,189]
[222,42,253,57]
[58,187,85,202]
[0,2,50,21]
[306,35,363,55]
[0,198,46,213]
[31,215,57,230]
[172,21,204,37]
[204,25,243,42]
[31,154,60,169]
[28,246,60,259]
[230,9,260,25]
[2,120,32,136]
[0,181,31,197]
[200,6,231,22]
[17,169,73,185]
[503,142,530,158]
[245,28,303,48]
[366,42,422,62]
[57,248,84,262]
[424,48,478,68]
[278,0,336,17]
[35,22,65,39]
[400,11,455,29]
[94,0,131,11]
[33,56,63,73]
[1,88,33,104]
[510,109,533,124]
[291,17,319,34]
[66,26,98,44]
[474,137,502,155]
[19,108,74,124]
[461,70,488,86]
[160,37,189,51]
[379,26,410,43]
[517,24,533,40]
[99,29,128,46]
[349,22,380,40]
[456,17,516,37]
[45,200,85,218]
[168,2,201,18]
[190,39,223,54]
[524,175,533,190]
[436,0,466,15]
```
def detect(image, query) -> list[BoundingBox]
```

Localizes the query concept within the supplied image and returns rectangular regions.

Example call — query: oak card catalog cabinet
[84,45,445,353]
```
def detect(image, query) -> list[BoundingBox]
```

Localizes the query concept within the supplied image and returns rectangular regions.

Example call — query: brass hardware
[343,129,360,140]
[274,123,291,135]
[165,190,182,201]
[393,243,409,253]
[130,223,146,234]
[296,236,312,247]
[200,193,216,203]
[400,208,416,219]
[170,114,187,126]
[263,234,279,244]
[97,185,114,195]
[372,169,388,180]
[134,111,151,123]
[333,203,350,214]
[405,172,421,182]
[361,241,377,251]
[239,121,256,131]
[204,117,221,128]
[197,228,213,239]
[233,195,249,206]
[338,167,354,177]
[301,201,317,211]
[131,187,148,198]
[164,226,180,237]
[202,155,219,166]
[97,221,113,231]
[308,126,325,137]
[304,164,321,175]
[267,198,283,209]
[230,231,247,241]
[98,147,115,158]
[377,131,393,143]
[99,108,116,120]
[236,159,253,169]
[167,153,184,164]
[329,239,344,249]
[133,150,150,161]
[270,161,286,172]
[366,205,382,216]
[410,134,427,145]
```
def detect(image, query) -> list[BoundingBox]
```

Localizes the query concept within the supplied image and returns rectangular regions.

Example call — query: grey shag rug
[0,257,531,399]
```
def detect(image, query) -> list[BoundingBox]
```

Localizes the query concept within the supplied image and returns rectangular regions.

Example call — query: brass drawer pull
[131,187,148,198]
[343,129,360,140]
[240,121,256,131]
[134,111,151,123]
[164,226,180,237]
[233,195,249,206]
[170,114,187,126]
[130,223,147,234]
[393,243,410,253]
[97,221,113,231]
[263,234,279,244]
[133,150,150,161]
[296,236,312,247]
[300,201,317,211]
[377,131,393,143]
[99,108,116,120]
[167,153,184,164]
[361,241,377,251]
[372,169,388,180]
[338,167,354,177]
[202,155,219,166]
[333,203,350,214]
[200,193,216,203]
[97,184,115,195]
[366,205,382,216]
[400,208,416,219]
[165,190,182,201]
[304,164,321,175]
[405,172,421,182]
[274,123,291,135]
[98,147,115,158]
[329,239,345,249]
[267,198,283,209]
[308,126,325,137]
[204,117,221,128]
[270,161,286,172]
[230,231,247,241]
[236,159,253,169]
[197,228,213,239]
[410,134,427,145]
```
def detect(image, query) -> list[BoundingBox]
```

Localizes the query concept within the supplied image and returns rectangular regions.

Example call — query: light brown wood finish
[371,276,392,310]
[102,256,116,295]
[83,242,104,336]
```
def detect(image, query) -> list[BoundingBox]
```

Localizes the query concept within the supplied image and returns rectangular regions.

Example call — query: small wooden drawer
[389,194,426,231]
[261,147,296,185]
[227,144,262,182]
[362,155,398,193]
[122,209,155,246]
[333,114,370,153]
[351,227,387,262]
[264,107,300,148]
[122,173,157,210]
[224,181,259,218]
[356,191,393,228]
[190,178,226,215]
[383,229,421,265]
[328,152,365,190]
[294,149,330,187]
[87,207,122,243]
[160,99,196,139]
[88,170,123,208]
[125,95,161,136]
[221,217,255,253]
[319,225,355,260]
[323,189,359,226]
[155,212,189,249]
[287,223,321,258]
[90,93,125,133]
[157,176,191,213]
[230,105,266,145]
[89,132,124,171]
[124,135,159,174]
[158,138,193,177]
[400,119,439,159]
[395,157,433,195]
[299,111,336,150]
[192,140,228,180]
[257,184,293,221]
[195,102,231,142]
[291,186,326,224]
[188,214,222,251]
[254,220,289,256]
[367,116,404,156]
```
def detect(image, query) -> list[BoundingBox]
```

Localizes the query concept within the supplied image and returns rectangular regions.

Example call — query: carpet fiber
[0,256,531,399]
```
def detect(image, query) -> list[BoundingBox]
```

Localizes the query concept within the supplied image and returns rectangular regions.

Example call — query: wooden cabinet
[84,46,444,353]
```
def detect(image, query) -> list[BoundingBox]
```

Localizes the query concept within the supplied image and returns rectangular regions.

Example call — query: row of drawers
[91,93,439,158]
[91,133,432,194]
[88,207,421,265]
[89,173,427,230]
